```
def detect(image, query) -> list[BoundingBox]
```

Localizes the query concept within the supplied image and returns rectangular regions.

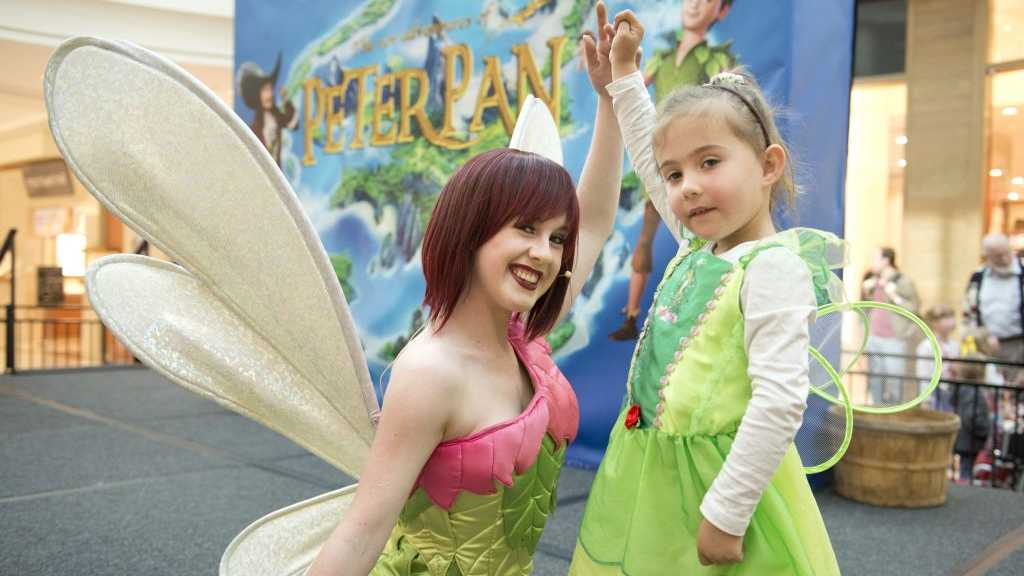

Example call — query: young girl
[949,351,993,484]
[308,4,625,574]
[954,329,998,483]
[915,305,959,410]
[571,11,840,575]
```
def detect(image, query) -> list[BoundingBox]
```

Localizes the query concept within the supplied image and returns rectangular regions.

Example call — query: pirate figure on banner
[237,52,297,166]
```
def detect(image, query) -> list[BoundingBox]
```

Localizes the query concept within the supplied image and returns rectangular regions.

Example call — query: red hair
[421,148,579,340]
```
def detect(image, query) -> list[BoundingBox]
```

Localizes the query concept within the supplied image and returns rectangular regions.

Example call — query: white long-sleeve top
[608,71,817,537]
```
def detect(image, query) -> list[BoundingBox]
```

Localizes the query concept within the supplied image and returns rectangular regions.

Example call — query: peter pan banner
[235,0,854,468]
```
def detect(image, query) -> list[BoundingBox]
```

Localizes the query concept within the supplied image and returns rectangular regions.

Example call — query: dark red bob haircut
[421,148,579,341]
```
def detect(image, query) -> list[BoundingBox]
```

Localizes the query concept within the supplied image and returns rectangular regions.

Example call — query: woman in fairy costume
[571,11,843,575]
[307,4,627,575]
[41,3,624,575]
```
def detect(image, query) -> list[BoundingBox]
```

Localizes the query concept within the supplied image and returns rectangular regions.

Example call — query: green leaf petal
[694,44,710,64]
[705,59,721,78]
[501,436,565,552]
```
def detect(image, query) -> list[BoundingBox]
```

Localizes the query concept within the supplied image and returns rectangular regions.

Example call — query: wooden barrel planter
[835,408,961,507]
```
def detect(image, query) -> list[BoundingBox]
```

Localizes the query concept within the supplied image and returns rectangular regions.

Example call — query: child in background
[951,348,993,484]
[963,327,1006,387]
[915,305,959,410]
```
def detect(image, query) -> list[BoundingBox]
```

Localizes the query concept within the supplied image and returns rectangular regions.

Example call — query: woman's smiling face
[469,214,569,314]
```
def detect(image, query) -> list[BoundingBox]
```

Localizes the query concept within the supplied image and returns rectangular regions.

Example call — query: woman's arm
[561,96,623,317]
[558,2,624,320]
[307,351,452,576]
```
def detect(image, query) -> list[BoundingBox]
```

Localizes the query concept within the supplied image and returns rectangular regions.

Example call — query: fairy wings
[44,37,563,576]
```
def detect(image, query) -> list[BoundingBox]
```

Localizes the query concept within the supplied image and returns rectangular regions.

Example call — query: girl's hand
[610,10,644,78]
[697,518,744,566]
[580,1,614,98]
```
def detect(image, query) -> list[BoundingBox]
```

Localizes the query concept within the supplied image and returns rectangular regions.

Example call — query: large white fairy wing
[220,484,358,576]
[44,37,377,472]
[86,255,370,475]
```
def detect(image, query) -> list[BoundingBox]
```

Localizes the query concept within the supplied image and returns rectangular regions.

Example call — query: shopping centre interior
[1,1,1023,575]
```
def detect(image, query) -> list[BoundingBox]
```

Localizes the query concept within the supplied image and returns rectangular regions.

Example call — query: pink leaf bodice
[412,320,579,510]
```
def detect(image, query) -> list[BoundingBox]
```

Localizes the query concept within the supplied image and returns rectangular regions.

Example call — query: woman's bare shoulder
[385,335,464,402]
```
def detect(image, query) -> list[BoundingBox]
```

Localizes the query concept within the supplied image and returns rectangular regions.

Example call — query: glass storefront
[844,79,907,298]
[986,0,1024,243]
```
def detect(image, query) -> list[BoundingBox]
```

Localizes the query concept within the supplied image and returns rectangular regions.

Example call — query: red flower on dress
[624,404,641,429]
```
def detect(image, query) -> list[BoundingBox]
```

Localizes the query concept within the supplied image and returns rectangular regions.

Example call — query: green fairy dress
[570,230,843,576]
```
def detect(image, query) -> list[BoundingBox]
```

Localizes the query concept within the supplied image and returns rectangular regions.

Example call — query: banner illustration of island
[235,0,854,467]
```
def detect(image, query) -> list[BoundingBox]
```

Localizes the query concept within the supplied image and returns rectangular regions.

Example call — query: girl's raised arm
[606,12,684,245]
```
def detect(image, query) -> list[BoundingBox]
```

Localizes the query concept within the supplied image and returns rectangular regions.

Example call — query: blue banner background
[235,0,854,468]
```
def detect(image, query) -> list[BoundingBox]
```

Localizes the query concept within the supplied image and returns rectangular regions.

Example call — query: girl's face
[655,113,780,248]
[933,316,956,339]
[986,335,1001,355]
[470,214,569,315]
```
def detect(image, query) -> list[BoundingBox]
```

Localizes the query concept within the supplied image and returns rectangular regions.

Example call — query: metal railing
[1,227,138,374]
[1,305,136,372]
[2,229,15,373]
[848,349,1024,491]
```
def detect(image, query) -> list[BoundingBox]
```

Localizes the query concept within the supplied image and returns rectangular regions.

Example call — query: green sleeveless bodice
[372,436,565,576]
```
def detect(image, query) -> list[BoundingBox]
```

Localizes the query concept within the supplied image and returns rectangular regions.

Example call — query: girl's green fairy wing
[748,228,942,473]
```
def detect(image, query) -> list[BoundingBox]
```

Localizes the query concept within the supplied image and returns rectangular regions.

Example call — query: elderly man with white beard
[964,233,1024,382]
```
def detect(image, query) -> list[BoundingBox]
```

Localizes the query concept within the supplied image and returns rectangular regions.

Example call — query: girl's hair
[420,148,579,341]
[923,304,955,325]
[651,67,798,212]
[958,352,986,383]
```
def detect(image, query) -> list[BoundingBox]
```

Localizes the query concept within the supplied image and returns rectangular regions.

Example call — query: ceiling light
[897,159,907,168]
[1013,176,1024,186]
[1010,192,1020,202]
[1003,107,1019,116]
[895,135,908,145]
[991,168,1004,177]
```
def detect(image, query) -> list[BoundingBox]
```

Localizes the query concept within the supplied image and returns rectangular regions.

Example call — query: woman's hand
[697,518,744,566]
[580,1,615,98]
